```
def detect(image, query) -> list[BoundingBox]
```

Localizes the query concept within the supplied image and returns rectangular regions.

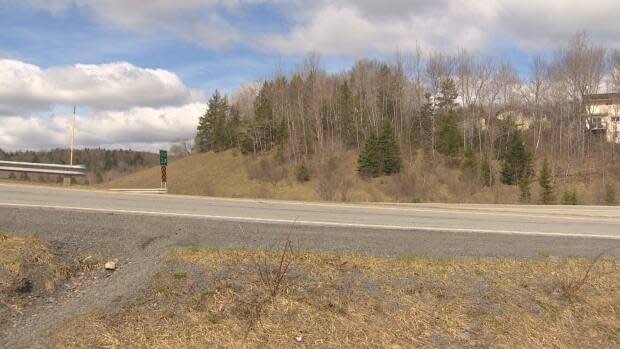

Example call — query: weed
[553,253,605,301]
[254,239,294,298]
[173,272,188,280]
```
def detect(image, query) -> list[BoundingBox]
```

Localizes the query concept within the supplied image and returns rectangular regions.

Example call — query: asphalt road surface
[1,183,619,258]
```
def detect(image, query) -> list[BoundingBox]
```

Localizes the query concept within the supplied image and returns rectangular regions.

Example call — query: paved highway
[1,183,619,257]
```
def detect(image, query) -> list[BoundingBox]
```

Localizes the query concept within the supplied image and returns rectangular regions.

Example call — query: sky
[1,0,620,152]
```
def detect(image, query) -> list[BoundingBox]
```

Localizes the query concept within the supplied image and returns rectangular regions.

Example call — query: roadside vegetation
[2,234,618,348]
[51,247,620,348]
[108,33,620,205]
[107,149,620,205]
[0,234,102,329]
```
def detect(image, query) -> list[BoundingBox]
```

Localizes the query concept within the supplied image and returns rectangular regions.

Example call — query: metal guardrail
[0,161,87,176]
[109,188,168,194]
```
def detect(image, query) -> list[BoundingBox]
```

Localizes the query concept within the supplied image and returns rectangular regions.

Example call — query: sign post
[159,150,168,190]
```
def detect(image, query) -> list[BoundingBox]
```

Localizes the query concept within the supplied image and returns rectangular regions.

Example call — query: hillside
[103,150,519,204]
[106,149,620,205]
[106,150,382,202]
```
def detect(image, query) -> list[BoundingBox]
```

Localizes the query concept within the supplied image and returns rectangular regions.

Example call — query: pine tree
[501,130,532,185]
[561,189,578,205]
[604,183,618,205]
[217,94,234,152]
[437,110,461,157]
[538,158,555,205]
[358,133,380,178]
[254,83,275,152]
[338,81,357,147]
[378,122,401,175]
[460,148,477,175]
[480,156,493,187]
[195,90,225,153]
[436,77,458,111]
[519,171,532,203]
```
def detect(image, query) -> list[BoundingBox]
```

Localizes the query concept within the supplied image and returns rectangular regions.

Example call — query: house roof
[584,92,620,105]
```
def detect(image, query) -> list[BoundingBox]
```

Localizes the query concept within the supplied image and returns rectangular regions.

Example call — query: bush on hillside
[295,163,311,182]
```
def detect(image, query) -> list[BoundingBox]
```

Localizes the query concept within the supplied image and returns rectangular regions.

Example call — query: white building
[584,92,620,144]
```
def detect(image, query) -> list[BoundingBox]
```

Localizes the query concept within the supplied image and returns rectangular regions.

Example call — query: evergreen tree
[538,158,555,204]
[480,156,493,187]
[419,93,435,150]
[561,189,578,205]
[460,148,477,175]
[437,110,461,157]
[254,83,275,151]
[338,81,357,147]
[436,77,458,111]
[358,133,380,178]
[378,122,402,175]
[195,90,225,153]
[212,94,231,152]
[519,171,532,203]
[501,130,532,185]
[604,183,618,205]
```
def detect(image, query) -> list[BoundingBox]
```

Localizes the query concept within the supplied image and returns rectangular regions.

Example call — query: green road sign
[159,150,168,166]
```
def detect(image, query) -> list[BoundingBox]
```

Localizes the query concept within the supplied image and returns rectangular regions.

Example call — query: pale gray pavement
[0,183,619,258]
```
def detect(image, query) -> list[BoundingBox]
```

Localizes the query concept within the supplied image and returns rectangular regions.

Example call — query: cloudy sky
[2,0,620,151]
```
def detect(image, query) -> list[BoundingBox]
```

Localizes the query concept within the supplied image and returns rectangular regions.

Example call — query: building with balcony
[584,92,620,144]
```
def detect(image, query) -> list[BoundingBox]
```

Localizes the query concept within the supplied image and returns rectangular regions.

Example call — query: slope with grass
[106,150,389,202]
[105,150,527,203]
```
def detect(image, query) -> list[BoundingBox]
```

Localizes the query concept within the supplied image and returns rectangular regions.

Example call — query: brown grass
[108,148,603,204]
[0,234,103,322]
[0,235,64,320]
[51,249,620,349]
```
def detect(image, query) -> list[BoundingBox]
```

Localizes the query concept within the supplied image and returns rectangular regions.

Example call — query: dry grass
[0,234,103,321]
[51,249,620,349]
[108,149,599,204]
[0,234,66,320]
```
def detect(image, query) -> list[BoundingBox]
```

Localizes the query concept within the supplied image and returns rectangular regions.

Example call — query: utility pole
[70,106,76,166]
[64,107,77,187]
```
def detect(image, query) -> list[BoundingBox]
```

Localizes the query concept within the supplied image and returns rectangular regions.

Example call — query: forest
[193,33,620,205]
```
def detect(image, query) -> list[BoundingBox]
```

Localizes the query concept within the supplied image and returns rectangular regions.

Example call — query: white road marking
[1,202,619,240]
[2,182,619,222]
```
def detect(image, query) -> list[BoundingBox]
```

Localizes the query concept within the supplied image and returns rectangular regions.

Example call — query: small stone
[104,261,117,271]
[458,331,471,341]
[295,336,303,343]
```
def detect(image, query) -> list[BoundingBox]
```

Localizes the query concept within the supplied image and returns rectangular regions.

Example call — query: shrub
[295,163,311,182]
[538,159,555,205]
[604,183,618,206]
[561,189,578,205]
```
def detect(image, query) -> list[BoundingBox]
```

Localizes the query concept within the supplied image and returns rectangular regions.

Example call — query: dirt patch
[0,234,99,323]
[49,249,620,348]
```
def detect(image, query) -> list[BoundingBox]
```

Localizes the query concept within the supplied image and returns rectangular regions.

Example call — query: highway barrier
[109,188,168,194]
[0,160,87,176]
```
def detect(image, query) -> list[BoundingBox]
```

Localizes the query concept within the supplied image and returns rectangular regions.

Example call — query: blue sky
[1,0,619,151]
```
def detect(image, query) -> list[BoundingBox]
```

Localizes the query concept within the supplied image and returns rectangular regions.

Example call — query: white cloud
[0,59,206,151]
[19,0,620,54]
[0,59,202,114]
[0,103,204,151]
[261,0,620,55]
[262,3,489,55]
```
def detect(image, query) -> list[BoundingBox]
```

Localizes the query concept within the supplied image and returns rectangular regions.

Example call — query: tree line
[0,148,158,184]
[193,32,620,204]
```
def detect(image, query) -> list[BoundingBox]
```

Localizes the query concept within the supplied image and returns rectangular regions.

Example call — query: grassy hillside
[106,150,379,201]
[106,149,620,205]
[106,150,529,203]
